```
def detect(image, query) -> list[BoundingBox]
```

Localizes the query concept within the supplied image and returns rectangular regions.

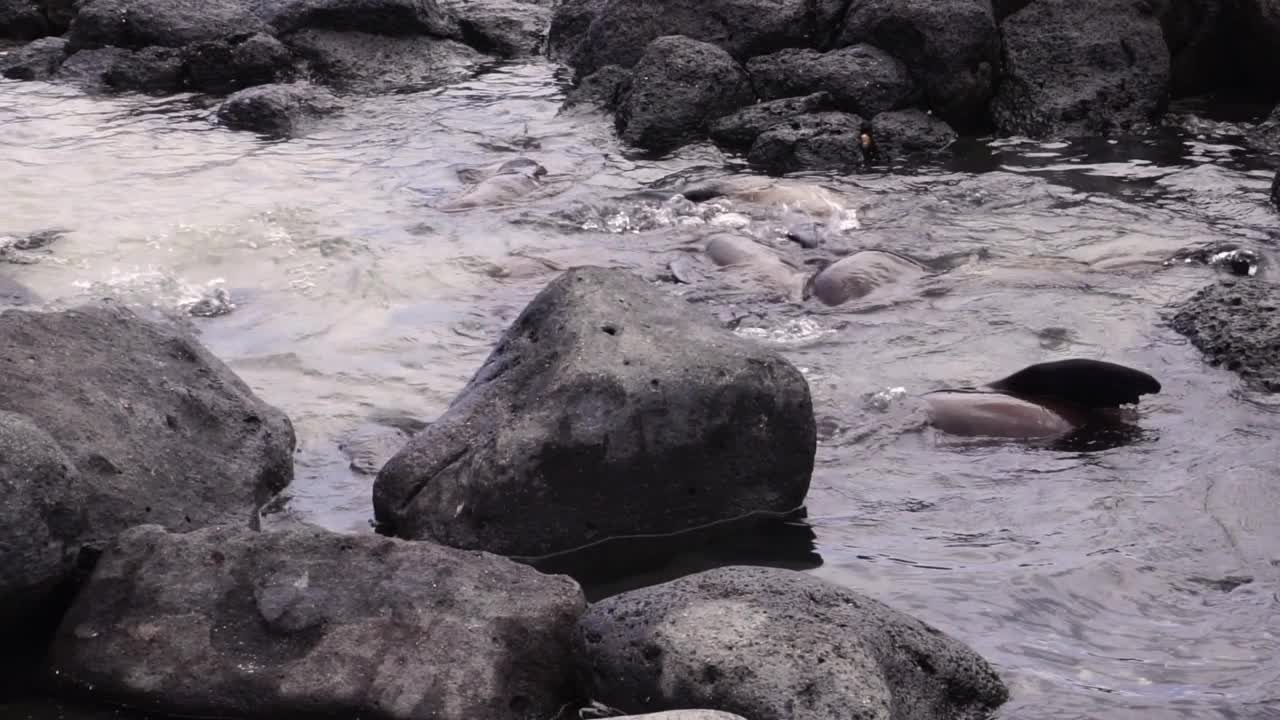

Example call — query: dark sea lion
[923,358,1162,439]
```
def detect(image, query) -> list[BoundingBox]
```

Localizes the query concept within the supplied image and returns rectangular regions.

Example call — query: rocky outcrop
[1169,279,1280,392]
[708,92,834,151]
[562,64,632,112]
[1232,0,1280,91]
[0,304,295,547]
[67,0,268,52]
[101,46,184,92]
[745,46,916,119]
[374,267,816,558]
[183,33,295,93]
[0,36,66,80]
[46,524,585,720]
[285,28,481,93]
[546,0,605,62]
[1245,105,1280,153]
[992,0,1171,138]
[576,566,1009,720]
[616,36,754,153]
[746,112,868,174]
[439,0,551,57]
[217,81,342,136]
[53,47,131,90]
[869,109,957,157]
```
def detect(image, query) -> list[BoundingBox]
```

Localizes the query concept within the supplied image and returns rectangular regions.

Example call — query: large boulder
[835,0,998,130]
[217,81,342,136]
[67,0,269,51]
[101,46,184,92]
[183,33,296,93]
[0,304,295,546]
[439,0,551,57]
[1169,279,1280,392]
[284,28,481,93]
[45,524,585,720]
[709,92,834,151]
[0,36,67,80]
[1245,105,1280,154]
[374,267,816,558]
[746,111,868,174]
[259,0,460,38]
[546,0,604,61]
[616,36,754,153]
[576,566,1009,720]
[745,46,916,120]
[869,108,957,157]
[991,0,1171,138]
[53,47,132,90]
[0,0,55,40]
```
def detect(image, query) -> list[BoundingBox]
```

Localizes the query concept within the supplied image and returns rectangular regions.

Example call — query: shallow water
[4,62,1280,719]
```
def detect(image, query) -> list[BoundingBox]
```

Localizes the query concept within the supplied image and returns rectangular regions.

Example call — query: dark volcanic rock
[373,267,816,557]
[184,33,295,93]
[46,524,585,720]
[709,92,834,151]
[68,0,269,51]
[869,108,957,156]
[992,0,1171,138]
[546,0,604,62]
[576,566,1009,720]
[1170,280,1280,392]
[260,0,460,38]
[102,46,184,92]
[746,111,867,174]
[217,81,341,136]
[440,0,550,57]
[1272,169,1279,209]
[54,47,130,90]
[1245,105,1280,154]
[562,64,631,112]
[1157,0,1228,96]
[745,46,916,119]
[0,36,66,80]
[0,304,295,546]
[1233,0,1280,91]
[836,0,998,130]
[617,36,754,153]
[0,0,48,40]
[568,0,847,75]
[285,28,481,93]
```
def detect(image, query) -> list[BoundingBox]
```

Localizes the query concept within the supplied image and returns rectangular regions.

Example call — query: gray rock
[617,35,754,153]
[747,112,868,175]
[1169,279,1280,392]
[54,47,131,90]
[0,36,66,80]
[869,108,957,156]
[217,81,342,136]
[1157,0,1228,96]
[45,524,585,720]
[992,0,1170,138]
[1233,0,1280,91]
[0,304,295,547]
[546,0,605,62]
[709,92,835,151]
[562,64,632,112]
[285,28,481,93]
[1272,169,1279,210]
[1245,105,1280,154]
[42,0,73,32]
[439,0,551,57]
[0,0,50,40]
[102,46,184,92]
[373,267,816,557]
[836,0,998,130]
[746,46,917,120]
[576,566,1009,720]
[183,33,295,93]
[68,0,268,51]
[260,0,460,39]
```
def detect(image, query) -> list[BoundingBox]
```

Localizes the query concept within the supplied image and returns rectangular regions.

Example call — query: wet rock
[576,566,1009,720]
[183,33,295,93]
[869,108,957,157]
[102,46,184,92]
[46,524,585,720]
[745,46,916,119]
[709,92,834,151]
[0,304,295,547]
[0,0,50,41]
[562,64,631,112]
[1169,279,1280,392]
[373,267,815,557]
[746,111,867,175]
[546,0,604,62]
[260,0,460,39]
[1157,0,1228,96]
[285,28,481,93]
[439,0,551,57]
[992,0,1170,138]
[1245,105,1280,154]
[566,0,847,75]
[991,0,1033,21]
[217,81,342,136]
[54,47,130,90]
[617,36,753,153]
[0,36,67,80]
[68,0,269,52]
[836,0,999,130]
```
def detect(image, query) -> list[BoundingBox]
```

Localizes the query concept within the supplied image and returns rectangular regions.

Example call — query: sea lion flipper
[986,358,1161,409]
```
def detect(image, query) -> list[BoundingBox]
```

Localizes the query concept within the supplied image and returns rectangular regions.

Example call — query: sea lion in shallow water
[805,249,927,306]
[923,358,1162,439]
[680,176,857,224]
[703,232,807,300]
[439,158,548,210]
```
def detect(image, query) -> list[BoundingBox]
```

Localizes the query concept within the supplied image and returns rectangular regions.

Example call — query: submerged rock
[708,92,834,151]
[439,0,551,57]
[183,33,295,93]
[0,304,295,546]
[617,36,754,153]
[217,81,342,136]
[46,524,585,720]
[1,36,67,80]
[745,46,915,119]
[1169,279,1280,392]
[869,108,957,157]
[992,0,1170,138]
[260,0,460,39]
[374,267,816,557]
[746,111,868,174]
[285,28,481,93]
[576,566,1009,720]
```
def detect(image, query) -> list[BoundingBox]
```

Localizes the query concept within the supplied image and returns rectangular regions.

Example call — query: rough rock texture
[870,109,957,156]
[374,267,816,557]
[747,112,867,174]
[992,0,1171,138]
[184,33,295,93]
[1169,280,1280,392]
[101,46,183,92]
[1157,0,1228,96]
[576,566,1009,720]
[617,36,754,153]
[0,411,86,635]
[1245,105,1280,154]
[564,0,847,75]
[0,35,66,80]
[546,0,603,61]
[745,46,916,119]
[285,28,481,93]
[217,81,341,136]
[68,0,269,51]
[46,524,585,720]
[440,0,550,56]
[54,47,130,90]
[709,92,834,151]
[261,0,460,38]
[0,0,50,40]
[836,0,998,130]
[562,64,631,112]
[1233,0,1280,91]
[0,304,295,546]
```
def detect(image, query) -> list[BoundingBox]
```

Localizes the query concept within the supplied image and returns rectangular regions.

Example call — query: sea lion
[703,232,807,300]
[922,358,1161,439]
[804,249,927,306]
[679,176,858,225]
[439,158,548,211]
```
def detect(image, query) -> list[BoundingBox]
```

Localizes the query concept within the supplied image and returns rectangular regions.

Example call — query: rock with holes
[1,36,67,80]
[217,81,342,137]
[869,109,957,157]
[438,0,551,57]
[562,64,632,112]
[576,566,1009,720]
[746,111,868,174]
[184,33,296,93]
[67,0,269,51]
[373,267,815,557]
[45,524,585,720]
[745,46,916,120]
[1169,279,1280,392]
[991,0,1170,138]
[0,304,295,549]
[708,92,835,151]
[283,28,481,93]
